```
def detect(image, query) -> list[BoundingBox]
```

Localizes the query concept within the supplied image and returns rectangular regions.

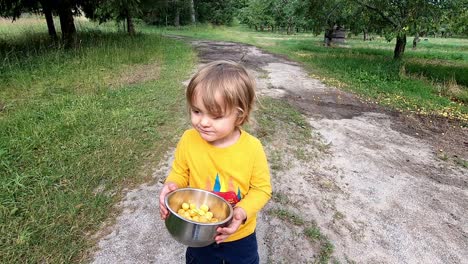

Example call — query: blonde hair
[186,60,256,126]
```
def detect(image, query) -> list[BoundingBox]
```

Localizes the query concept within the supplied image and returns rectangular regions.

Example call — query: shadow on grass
[0,30,147,64]
[406,62,468,88]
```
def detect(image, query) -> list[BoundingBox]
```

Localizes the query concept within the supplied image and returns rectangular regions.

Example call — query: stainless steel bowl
[164,188,233,247]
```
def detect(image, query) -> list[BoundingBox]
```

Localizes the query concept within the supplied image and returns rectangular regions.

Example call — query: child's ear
[236,108,245,126]
[236,118,244,126]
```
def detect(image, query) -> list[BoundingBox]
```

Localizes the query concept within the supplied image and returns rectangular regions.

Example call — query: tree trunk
[412,32,419,49]
[174,0,180,27]
[189,0,196,24]
[125,9,135,35]
[324,27,333,46]
[393,33,407,59]
[58,1,76,48]
[41,1,57,40]
[363,30,368,41]
[174,9,180,26]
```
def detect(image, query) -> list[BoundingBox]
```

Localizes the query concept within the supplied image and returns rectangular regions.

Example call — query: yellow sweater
[166,128,272,242]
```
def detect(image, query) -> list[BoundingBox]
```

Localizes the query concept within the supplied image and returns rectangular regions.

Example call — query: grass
[267,206,334,264]
[268,208,305,225]
[155,24,468,124]
[1,19,195,263]
[304,226,335,264]
[252,97,316,161]
[271,191,291,205]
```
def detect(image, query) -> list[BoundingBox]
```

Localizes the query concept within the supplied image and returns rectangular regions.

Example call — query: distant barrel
[331,27,346,43]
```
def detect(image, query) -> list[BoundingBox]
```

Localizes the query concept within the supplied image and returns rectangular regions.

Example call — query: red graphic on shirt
[212,191,239,205]
[208,173,242,206]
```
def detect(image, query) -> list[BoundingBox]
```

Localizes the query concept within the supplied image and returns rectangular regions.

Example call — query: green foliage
[0,0,39,18]
[439,0,468,36]
[307,0,355,33]
[92,0,142,23]
[196,0,237,25]
[238,0,273,30]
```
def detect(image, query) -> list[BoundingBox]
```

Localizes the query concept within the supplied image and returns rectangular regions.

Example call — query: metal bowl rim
[164,187,233,226]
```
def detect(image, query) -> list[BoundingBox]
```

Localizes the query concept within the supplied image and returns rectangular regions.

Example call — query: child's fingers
[159,205,168,219]
[215,233,229,243]
[215,227,234,243]
[158,195,167,219]
[214,218,243,243]
[158,183,178,220]
[167,182,178,191]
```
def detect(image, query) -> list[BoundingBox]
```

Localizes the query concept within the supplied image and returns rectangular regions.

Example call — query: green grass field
[1,18,195,262]
[154,24,468,123]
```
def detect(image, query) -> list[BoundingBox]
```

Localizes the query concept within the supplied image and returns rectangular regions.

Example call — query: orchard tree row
[1,0,467,58]
[0,0,236,47]
[237,0,468,58]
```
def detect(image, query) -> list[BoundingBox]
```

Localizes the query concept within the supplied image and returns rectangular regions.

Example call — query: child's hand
[215,207,247,244]
[159,182,178,220]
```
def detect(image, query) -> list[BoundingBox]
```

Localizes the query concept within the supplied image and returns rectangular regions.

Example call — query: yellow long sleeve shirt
[165,128,272,242]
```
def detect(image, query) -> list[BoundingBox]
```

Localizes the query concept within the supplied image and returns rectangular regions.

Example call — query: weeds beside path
[0,30,195,262]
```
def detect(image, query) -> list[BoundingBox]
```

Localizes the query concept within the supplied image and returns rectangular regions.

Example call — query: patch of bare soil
[91,39,467,264]
[106,62,160,88]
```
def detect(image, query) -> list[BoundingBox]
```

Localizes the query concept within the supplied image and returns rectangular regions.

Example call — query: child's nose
[200,115,211,126]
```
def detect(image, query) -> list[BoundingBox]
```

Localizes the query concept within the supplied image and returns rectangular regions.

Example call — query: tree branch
[354,0,399,28]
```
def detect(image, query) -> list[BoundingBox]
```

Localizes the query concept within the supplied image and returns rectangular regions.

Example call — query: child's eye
[191,109,200,114]
[213,115,224,120]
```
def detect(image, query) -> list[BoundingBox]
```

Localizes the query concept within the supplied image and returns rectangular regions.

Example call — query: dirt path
[91,40,468,263]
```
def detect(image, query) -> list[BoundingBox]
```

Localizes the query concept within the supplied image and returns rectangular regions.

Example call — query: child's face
[190,91,239,147]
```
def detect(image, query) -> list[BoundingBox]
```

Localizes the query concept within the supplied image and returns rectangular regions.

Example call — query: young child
[159,60,272,263]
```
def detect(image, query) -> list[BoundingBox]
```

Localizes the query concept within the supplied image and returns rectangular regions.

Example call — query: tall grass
[1,19,195,262]
[155,24,467,123]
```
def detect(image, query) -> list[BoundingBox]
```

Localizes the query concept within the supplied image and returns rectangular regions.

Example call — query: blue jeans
[185,232,259,264]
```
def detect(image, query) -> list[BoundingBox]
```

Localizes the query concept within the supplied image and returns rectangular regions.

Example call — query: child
[159,60,272,264]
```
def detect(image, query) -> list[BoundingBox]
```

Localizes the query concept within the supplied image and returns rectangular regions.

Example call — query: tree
[305,0,355,46]
[39,0,58,40]
[189,0,195,24]
[270,0,301,34]
[57,0,77,47]
[353,0,450,59]
[346,4,382,41]
[0,0,59,38]
[238,0,275,31]
[91,0,142,35]
[0,0,79,47]
[440,0,468,36]
[173,0,180,26]
[196,0,237,25]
